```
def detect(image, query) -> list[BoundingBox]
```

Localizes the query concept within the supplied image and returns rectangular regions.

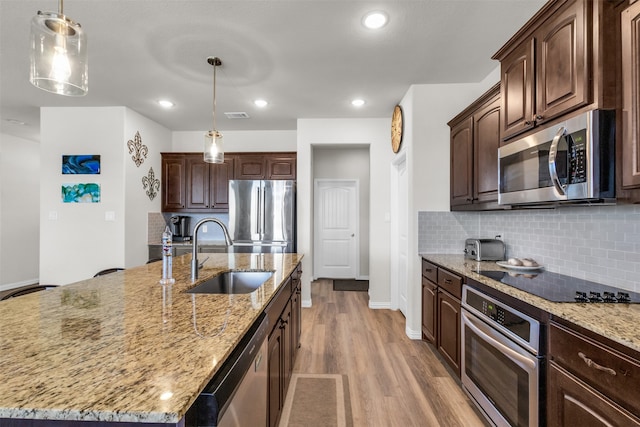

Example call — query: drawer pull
[578,352,617,376]
[444,279,452,284]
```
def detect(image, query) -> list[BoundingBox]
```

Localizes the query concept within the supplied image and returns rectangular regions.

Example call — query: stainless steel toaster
[464,238,505,261]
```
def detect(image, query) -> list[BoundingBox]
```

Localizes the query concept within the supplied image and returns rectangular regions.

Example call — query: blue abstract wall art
[62,155,101,174]
[62,183,101,203]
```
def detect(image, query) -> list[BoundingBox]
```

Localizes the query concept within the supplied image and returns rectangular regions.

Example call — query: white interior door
[314,180,358,279]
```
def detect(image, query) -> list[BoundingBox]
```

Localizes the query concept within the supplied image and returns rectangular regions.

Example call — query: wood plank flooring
[292,279,488,427]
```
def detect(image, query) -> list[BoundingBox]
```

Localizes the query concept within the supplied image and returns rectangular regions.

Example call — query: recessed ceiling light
[254,99,268,108]
[362,11,388,29]
[157,99,174,108]
[352,99,365,107]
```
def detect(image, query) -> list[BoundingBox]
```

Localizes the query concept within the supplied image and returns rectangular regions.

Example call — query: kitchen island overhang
[0,252,303,424]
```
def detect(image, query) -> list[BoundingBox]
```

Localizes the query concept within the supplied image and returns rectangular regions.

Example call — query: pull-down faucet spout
[191,218,233,281]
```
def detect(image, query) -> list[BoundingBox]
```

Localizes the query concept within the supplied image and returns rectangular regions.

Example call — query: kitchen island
[0,252,303,425]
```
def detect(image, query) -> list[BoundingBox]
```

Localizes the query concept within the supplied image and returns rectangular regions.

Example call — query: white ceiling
[0,0,546,142]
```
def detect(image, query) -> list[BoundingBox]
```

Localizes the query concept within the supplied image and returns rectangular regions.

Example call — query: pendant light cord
[213,61,217,131]
[58,0,64,14]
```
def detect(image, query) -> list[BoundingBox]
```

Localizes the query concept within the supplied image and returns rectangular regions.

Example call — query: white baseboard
[368,301,391,309]
[405,326,422,340]
[0,279,39,292]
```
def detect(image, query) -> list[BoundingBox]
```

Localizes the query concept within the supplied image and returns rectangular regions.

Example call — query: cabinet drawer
[266,276,292,335]
[549,322,640,416]
[437,268,462,299]
[421,259,437,283]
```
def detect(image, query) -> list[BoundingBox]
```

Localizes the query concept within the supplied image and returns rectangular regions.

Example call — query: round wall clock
[391,104,403,153]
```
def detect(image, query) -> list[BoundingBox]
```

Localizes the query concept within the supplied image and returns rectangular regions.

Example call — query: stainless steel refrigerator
[228,180,296,253]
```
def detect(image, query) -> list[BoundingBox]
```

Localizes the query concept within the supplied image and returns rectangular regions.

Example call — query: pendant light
[204,56,224,164]
[29,0,88,96]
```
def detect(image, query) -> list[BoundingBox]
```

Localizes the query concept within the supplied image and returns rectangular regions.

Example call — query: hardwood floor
[292,279,488,427]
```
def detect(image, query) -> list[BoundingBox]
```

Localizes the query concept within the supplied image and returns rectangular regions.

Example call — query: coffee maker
[170,216,191,241]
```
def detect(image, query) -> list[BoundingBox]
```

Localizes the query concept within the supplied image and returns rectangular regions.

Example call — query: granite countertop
[421,254,640,354]
[0,252,303,423]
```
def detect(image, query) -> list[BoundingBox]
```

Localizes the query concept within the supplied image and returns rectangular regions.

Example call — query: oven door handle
[548,126,567,197]
[462,310,537,371]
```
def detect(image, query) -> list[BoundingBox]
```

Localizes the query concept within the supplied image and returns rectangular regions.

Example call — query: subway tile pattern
[147,212,167,244]
[419,205,640,293]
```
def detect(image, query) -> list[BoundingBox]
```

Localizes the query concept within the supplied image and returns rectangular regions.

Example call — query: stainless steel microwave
[498,110,615,206]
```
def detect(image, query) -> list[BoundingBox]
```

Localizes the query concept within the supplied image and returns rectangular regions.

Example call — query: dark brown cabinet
[493,0,617,141]
[547,320,640,426]
[266,263,302,427]
[161,154,186,211]
[421,277,437,343]
[449,84,501,210]
[162,152,297,212]
[162,153,234,213]
[234,152,296,180]
[421,259,462,377]
[621,1,640,190]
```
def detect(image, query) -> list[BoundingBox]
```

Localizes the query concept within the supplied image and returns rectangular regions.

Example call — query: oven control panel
[462,285,540,353]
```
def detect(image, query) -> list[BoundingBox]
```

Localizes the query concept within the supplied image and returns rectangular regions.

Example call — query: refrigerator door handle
[255,186,261,235]
[260,186,266,240]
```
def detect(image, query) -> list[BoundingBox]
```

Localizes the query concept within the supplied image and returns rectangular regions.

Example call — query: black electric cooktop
[478,270,640,303]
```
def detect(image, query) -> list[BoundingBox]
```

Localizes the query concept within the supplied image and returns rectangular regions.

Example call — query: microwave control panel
[568,129,587,184]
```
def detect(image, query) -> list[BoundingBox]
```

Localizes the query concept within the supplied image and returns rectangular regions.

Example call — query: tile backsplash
[418,204,640,293]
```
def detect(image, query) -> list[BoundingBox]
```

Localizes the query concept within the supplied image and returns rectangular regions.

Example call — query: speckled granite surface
[421,254,640,354]
[0,252,303,423]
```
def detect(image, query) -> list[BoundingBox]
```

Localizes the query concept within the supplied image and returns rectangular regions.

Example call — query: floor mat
[279,373,353,427]
[332,279,369,291]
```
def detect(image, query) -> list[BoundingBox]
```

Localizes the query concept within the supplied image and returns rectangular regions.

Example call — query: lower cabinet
[437,289,461,375]
[267,263,302,427]
[547,319,640,426]
[421,259,462,377]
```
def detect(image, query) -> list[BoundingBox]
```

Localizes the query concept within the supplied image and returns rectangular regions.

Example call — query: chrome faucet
[191,218,233,281]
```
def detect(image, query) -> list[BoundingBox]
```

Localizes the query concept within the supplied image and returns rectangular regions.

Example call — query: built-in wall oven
[461,285,544,427]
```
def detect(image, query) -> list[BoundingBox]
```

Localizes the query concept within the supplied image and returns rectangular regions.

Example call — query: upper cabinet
[162,153,234,213]
[449,84,502,210]
[493,0,617,141]
[621,0,640,190]
[161,152,297,213]
[235,153,297,180]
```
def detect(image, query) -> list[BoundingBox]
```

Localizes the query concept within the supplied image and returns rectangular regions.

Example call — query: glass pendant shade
[204,130,224,163]
[30,11,88,96]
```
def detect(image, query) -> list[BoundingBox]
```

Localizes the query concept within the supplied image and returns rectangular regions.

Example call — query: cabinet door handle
[578,352,617,376]
[535,114,544,121]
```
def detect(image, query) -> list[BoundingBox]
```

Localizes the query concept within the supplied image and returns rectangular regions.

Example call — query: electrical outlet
[202,225,208,233]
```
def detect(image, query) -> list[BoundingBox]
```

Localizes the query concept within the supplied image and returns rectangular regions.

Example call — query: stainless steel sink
[187,271,273,294]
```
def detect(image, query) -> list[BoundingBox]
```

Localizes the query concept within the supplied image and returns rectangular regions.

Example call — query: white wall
[172,130,296,152]
[0,134,40,289]
[297,118,393,308]
[40,107,171,285]
[125,109,173,267]
[402,67,502,337]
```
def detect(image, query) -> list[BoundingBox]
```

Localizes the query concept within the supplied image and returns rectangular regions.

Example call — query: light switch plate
[48,211,58,220]
[105,211,116,221]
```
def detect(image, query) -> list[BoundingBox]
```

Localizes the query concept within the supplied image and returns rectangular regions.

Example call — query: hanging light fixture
[204,56,224,164]
[29,0,88,96]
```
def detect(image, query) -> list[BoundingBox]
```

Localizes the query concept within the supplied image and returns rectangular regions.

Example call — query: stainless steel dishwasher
[185,313,269,427]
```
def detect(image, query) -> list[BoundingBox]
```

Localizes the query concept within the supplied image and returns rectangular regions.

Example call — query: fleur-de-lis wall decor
[142,167,160,201]
[127,131,148,167]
